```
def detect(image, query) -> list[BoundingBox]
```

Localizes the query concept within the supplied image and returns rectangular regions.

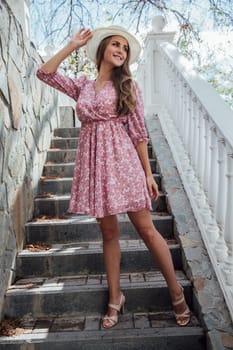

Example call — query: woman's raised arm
[40,28,92,73]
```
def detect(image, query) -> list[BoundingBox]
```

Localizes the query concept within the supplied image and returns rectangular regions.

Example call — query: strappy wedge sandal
[172,287,191,326]
[102,292,126,329]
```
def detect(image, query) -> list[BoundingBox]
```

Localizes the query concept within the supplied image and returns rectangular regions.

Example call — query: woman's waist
[81,116,127,125]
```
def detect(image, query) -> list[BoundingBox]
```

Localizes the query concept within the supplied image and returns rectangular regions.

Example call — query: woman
[36,26,190,328]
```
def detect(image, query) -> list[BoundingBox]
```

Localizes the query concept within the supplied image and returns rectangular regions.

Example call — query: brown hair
[95,36,136,116]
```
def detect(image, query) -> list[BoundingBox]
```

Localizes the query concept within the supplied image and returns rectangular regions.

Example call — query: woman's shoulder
[74,73,88,84]
[74,74,94,87]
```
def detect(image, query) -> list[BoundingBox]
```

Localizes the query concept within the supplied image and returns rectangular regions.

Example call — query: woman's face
[102,35,129,67]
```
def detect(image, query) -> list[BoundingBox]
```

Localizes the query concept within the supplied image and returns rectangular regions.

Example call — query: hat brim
[86,26,141,65]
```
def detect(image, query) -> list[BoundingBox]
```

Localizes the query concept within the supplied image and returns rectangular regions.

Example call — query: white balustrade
[138,19,233,321]
[215,137,227,262]
[224,152,233,285]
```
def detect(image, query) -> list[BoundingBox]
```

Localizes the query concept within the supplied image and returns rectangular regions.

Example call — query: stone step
[25,215,174,244]
[43,159,157,177]
[38,177,74,195]
[46,149,77,164]
[16,240,182,278]
[0,312,205,350]
[43,162,75,177]
[4,271,191,319]
[51,137,78,149]
[33,193,167,217]
[38,173,162,195]
[54,128,80,138]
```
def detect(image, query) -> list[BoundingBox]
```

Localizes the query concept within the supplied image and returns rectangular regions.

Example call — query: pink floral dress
[36,69,152,218]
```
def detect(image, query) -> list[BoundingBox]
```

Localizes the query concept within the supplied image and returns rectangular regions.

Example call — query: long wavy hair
[95,36,136,116]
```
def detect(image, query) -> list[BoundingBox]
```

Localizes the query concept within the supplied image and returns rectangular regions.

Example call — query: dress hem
[68,203,152,219]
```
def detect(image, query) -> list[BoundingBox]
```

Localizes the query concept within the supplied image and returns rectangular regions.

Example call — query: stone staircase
[0,127,206,349]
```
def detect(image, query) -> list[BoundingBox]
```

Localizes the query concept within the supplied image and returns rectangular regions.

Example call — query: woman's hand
[69,28,93,50]
[146,174,159,201]
[38,28,93,73]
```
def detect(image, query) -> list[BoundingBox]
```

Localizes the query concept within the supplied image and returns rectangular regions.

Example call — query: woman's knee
[98,215,119,242]
[101,227,119,242]
[138,225,157,243]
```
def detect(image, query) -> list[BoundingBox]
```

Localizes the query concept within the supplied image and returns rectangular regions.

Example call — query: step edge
[6,274,191,296]
[18,243,180,258]
[0,325,204,344]
[25,215,173,226]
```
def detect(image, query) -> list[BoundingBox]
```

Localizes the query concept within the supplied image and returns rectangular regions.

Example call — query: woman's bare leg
[98,215,123,325]
[127,208,190,324]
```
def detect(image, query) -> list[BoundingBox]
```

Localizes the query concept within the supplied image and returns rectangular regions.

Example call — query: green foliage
[30,0,233,108]
[198,63,233,109]
[61,47,97,79]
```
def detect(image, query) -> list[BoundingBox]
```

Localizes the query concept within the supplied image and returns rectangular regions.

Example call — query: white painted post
[142,16,176,115]
[215,137,227,262]
[206,126,219,244]
[183,86,191,150]
[197,108,205,185]
[203,115,211,196]
[223,151,233,285]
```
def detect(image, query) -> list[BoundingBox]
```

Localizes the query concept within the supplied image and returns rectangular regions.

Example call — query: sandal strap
[103,314,118,326]
[108,293,125,312]
[174,307,190,319]
[172,295,185,307]
[108,302,121,312]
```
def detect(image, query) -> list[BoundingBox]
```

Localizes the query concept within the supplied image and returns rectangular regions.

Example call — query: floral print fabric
[36,69,152,217]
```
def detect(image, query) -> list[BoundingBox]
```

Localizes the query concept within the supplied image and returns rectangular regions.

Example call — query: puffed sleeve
[36,67,87,101]
[127,82,149,147]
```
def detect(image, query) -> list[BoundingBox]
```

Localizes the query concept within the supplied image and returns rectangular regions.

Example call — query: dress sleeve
[36,67,87,101]
[127,82,149,147]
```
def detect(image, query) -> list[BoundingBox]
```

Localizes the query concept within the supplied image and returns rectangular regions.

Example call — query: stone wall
[0,0,61,317]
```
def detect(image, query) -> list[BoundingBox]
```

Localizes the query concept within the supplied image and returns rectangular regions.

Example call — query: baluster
[174,72,180,131]
[162,57,167,104]
[203,115,211,196]
[187,91,194,159]
[179,78,185,141]
[197,108,205,185]
[208,126,219,211]
[194,106,201,176]
[182,83,188,146]
[191,99,199,174]
[185,93,197,188]
[158,50,163,100]
[200,114,212,224]
[215,137,227,262]
[183,87,190,149]
[159,52,164,101]
[165,59,170,105]
[178,75,183,137]
[168,64,173,113]
[180,87,194,176]
[175,69,180,127]
[171,68,177,122]
[188,99,202,198]
[195,108,207,209]
[223,151,233,285]
[206,126,219,244]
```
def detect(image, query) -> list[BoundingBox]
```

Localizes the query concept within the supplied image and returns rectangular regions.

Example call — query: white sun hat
[86,25,141,65]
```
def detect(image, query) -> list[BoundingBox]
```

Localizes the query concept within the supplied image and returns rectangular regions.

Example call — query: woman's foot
[102,292,125,329]
[172,285,191,326]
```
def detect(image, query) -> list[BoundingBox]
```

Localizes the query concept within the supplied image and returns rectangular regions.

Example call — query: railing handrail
[160,42,233,148]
